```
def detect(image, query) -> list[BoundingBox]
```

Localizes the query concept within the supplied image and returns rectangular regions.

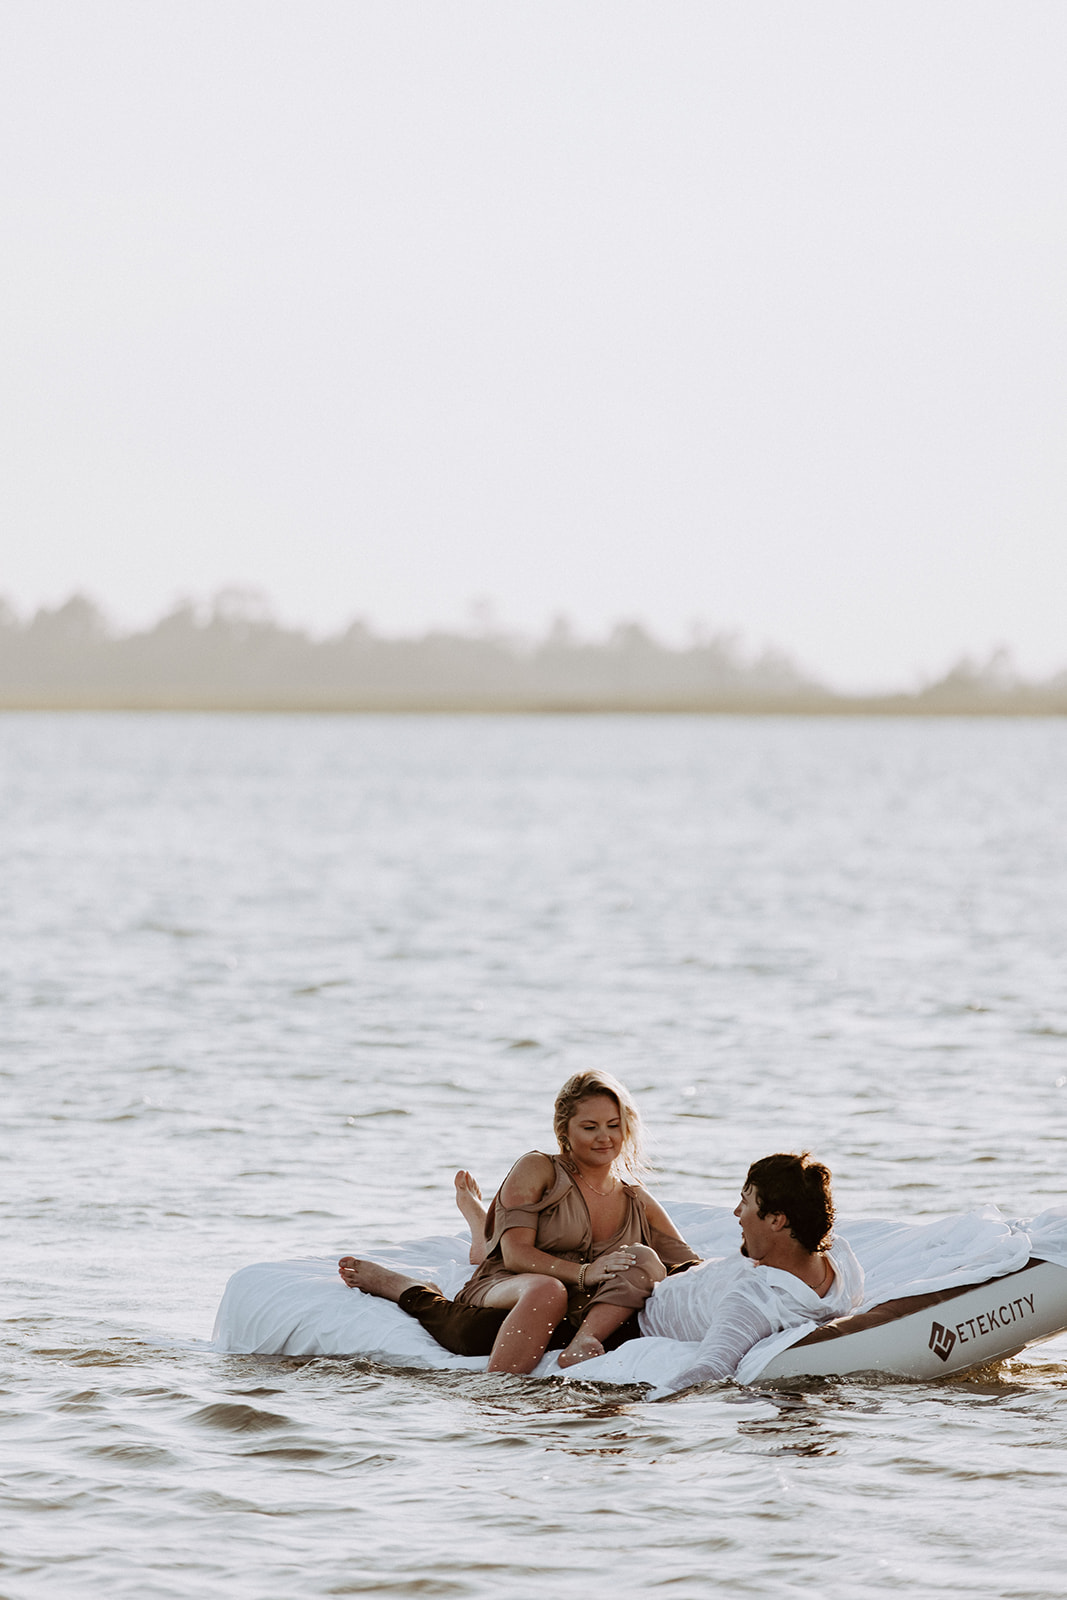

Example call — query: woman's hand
[583,1247,638,1285]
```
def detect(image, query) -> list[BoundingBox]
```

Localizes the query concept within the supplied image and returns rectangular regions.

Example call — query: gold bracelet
[577,1262,588,1293]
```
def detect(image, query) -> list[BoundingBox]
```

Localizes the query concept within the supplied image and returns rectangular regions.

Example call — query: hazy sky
[3,3,1065,689]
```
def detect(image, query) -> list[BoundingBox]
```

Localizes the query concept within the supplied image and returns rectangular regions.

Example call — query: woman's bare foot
[557,1332,606,1368]
[338,1257,441,1300]
[454,1170,488,1264]
[454,1170,485,1230]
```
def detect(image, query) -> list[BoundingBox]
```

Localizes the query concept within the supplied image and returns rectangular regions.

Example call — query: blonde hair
[552,1070,648,1181]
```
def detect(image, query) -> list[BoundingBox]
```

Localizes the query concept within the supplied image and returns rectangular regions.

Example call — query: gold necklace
[573,1167,617,1198]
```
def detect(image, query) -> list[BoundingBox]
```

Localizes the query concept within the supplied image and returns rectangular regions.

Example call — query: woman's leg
[454,1170,488,1265]
[557,1303,637,1366]
[558,1245,667,1368]
[480,1273,570,1374]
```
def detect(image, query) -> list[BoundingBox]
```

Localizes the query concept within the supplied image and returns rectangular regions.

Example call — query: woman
[339,1070,699,1374]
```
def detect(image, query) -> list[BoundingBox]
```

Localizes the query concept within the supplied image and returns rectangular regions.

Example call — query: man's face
[734,1185,784,1263]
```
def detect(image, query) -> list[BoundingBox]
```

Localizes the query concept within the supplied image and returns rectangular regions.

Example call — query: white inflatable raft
[213,1203,1067,1391]
[758,1257,1067,1383]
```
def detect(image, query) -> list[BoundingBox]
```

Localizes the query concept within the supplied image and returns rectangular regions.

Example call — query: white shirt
[639,1238,865,1387]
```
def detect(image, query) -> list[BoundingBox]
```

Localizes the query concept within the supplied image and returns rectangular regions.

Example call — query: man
[637,1151,863,1387]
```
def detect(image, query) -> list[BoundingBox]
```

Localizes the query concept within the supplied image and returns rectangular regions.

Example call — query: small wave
[83,1442,178,1466]
[240,1445,334,1461]
[184,1489,272,1513]
[189,1402,292,1433]
[93,1099,176,1124]
[56,1390,104,1411]
[41,1345,155,1368]
[345,1109,410,1120]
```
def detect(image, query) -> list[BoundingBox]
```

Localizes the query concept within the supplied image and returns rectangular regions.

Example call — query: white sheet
[211,1202,1067,1391]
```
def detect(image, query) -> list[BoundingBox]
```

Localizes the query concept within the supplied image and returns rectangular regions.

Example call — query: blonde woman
[340,1071,698,1374]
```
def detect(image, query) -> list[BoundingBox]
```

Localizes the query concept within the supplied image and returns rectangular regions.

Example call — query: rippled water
[3,712,1066,1599]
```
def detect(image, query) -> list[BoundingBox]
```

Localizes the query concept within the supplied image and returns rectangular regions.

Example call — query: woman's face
[565,1094,624,1169]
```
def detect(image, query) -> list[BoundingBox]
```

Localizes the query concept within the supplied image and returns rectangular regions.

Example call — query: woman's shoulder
[499,1150,561,1203]
[512,1149,559,1176]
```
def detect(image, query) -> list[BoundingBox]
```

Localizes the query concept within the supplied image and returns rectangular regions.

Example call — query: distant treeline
[1,592,1065,713]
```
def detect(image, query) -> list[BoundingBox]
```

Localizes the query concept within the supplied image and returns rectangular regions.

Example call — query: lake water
[2,712,1066,1599]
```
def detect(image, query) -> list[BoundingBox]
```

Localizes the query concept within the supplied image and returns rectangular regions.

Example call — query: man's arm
[670,1287,778,1388]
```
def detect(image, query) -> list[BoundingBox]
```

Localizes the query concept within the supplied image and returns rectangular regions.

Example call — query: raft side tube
[757,1259,1067,1382]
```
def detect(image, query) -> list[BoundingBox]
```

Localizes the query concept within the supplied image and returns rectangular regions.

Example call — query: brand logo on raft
[928,1291,1037,1362]
[929,1322,956,1360]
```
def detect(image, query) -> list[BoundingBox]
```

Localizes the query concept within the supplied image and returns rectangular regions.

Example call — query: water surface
[3,713,1065,1597]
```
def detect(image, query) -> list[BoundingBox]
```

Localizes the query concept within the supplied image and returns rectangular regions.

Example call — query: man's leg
[397,1285,509,1357]
[338,1256,509,1357]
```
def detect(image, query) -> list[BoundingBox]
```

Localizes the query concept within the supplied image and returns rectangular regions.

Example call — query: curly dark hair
[745,1152,834,1254]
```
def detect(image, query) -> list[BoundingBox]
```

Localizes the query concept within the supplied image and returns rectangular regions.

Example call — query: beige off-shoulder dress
[455,1153,700,1321]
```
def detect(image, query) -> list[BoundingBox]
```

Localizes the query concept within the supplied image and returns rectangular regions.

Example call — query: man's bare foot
[338,1257,441,1300]
[557,1332,606,1368]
